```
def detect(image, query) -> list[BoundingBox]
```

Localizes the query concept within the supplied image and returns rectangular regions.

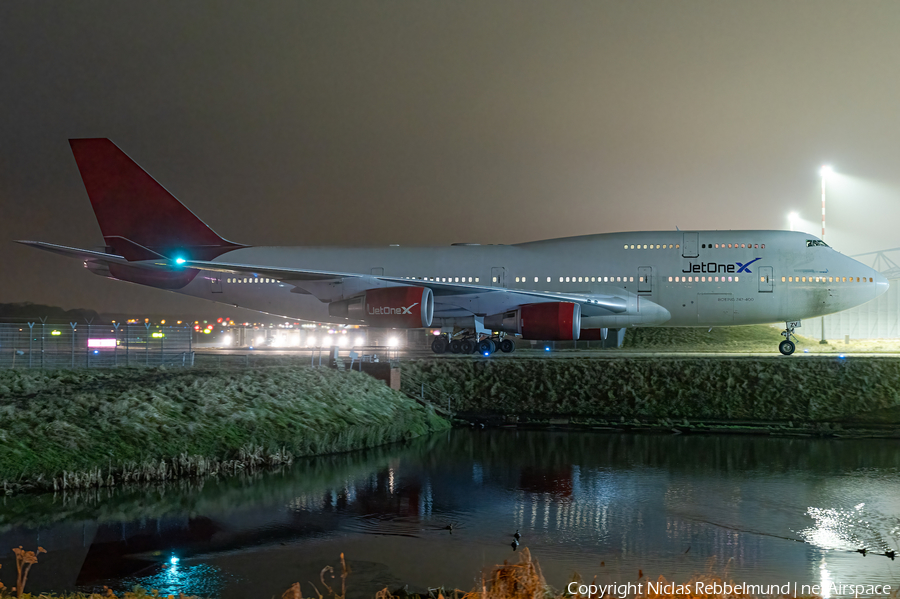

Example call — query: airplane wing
[17,241,629,315]
[172,257,629,314]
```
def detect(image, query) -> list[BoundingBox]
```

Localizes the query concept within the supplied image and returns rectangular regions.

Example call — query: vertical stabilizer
[69,138,244,260]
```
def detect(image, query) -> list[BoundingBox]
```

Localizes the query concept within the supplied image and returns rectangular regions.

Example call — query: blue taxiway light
[544,346,551,352]
[175,257,186,265]
[484,352,489,356]
[170,556,179,565]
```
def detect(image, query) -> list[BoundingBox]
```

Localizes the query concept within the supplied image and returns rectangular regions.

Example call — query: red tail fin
[69,138,244,261]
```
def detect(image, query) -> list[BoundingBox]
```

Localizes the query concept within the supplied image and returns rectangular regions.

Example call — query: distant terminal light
[87,339,117,348]
[51,330,62,336]
[151,332,165,338]
[175,257,186,264]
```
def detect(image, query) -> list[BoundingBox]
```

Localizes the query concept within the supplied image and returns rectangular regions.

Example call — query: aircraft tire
[431,337,449,354]
[477,339,495,355]
[500,338,516,353]
[450,339,462,354]
[460,339,475,354]
[778,340,795,356]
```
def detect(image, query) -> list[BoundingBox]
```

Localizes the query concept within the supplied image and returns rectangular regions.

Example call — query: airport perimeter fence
[0,322,406,371]
[0,322,194,370]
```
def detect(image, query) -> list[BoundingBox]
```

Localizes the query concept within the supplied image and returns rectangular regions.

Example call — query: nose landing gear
[779,322,799,355]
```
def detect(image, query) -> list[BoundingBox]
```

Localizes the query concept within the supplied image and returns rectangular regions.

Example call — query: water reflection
[0,431,897,598]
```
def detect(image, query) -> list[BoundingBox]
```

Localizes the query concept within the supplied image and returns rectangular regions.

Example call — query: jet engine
[485,301,581,340]
[328,286,434,328]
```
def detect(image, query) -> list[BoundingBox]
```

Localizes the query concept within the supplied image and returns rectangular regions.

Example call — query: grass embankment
[623,324,900,353]
[0,367,448,492]
[402,358,900,429]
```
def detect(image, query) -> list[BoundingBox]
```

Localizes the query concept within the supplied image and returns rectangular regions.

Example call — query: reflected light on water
[801,503,868,551]
[116,563,228,598]
[820,559,833,599]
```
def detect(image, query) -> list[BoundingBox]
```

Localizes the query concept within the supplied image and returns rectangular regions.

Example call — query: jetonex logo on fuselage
[682,258,760,274]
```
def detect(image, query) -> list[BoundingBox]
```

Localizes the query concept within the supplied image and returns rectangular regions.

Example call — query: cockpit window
[806,240,829,248]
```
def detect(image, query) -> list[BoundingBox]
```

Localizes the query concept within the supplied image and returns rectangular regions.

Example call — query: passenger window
[668,276,673,282]
[534,277,538,283]
[475,277,479,282]
[676,244,680,249]
[828,277,833,283]
[643,245,647,249]
[630,276,634,282]
[559,277,563,282]
[630,245,635,249]
[624,245,628,249]
[755,244,759,249]
[492,277,496,283]
[656,245,660,249]
[640,276,644,282]
[735,276,739,282]
[870,278,874,282]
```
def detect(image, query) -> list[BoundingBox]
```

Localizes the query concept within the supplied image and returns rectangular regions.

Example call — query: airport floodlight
[819,165,834,179]
[175,257,186,264]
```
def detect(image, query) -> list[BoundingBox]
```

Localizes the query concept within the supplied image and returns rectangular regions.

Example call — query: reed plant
[4,545,870,599]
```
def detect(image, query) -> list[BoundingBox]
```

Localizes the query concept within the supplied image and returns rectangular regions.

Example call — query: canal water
[1,430,898,598]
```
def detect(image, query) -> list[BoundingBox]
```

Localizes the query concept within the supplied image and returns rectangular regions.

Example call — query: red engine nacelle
[328,286,434,328]
[485,301,581,340]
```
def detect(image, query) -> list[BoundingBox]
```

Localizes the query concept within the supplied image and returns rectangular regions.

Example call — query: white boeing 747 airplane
[18,139,889,355]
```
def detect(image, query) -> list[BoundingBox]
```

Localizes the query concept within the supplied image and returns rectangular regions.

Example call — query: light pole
[819,165,834,344]
[820,165,833,240]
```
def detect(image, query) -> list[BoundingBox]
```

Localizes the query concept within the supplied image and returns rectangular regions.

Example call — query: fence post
[144,322,151,365]
[113,323,120,367]
[40,317,46,369]
[70,322,77,368]
[85,318,93,368]
[125,324,130,366]
[27,322,34,368]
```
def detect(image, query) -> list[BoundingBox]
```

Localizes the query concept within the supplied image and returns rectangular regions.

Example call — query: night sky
[3,1,900,314]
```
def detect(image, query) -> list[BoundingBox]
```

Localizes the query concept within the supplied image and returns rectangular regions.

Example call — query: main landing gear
[431,333,516,356]
[779,322,798,355]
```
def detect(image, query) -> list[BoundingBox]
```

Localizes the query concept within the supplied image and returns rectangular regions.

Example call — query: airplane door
[758,266,773,292]
[209,276,223,294]
[491,267,507,288]
[682,232,699,258]
[638,266,652,293]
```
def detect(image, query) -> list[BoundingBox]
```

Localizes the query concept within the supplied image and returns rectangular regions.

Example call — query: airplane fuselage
[168,230,886,329]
